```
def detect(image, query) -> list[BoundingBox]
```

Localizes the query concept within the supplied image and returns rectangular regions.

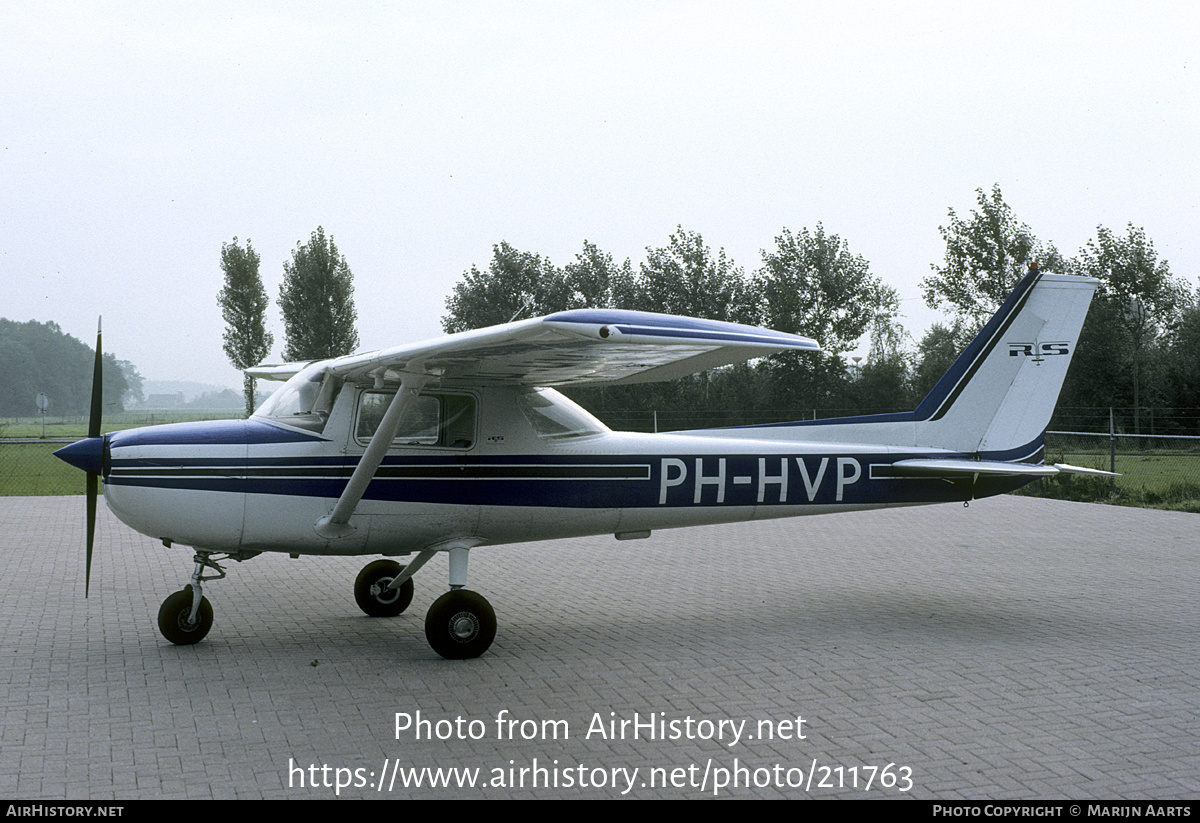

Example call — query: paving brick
[0,495,1197,798]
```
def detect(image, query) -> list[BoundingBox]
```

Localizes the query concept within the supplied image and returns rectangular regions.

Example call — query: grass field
[1058,451,1200,493]
[0,441,84,495]
[0,410,240,496]
[2,409,235,439]
[1017,441,1200,512]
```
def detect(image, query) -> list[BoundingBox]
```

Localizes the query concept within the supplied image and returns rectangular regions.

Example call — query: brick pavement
[0,495,1196,799]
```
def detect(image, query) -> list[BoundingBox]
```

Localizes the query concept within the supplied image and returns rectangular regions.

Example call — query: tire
[424,590,496,660]
[354,559,414,617]
[158,587,213,645]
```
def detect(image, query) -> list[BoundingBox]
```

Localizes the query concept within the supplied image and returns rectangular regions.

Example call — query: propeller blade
[86,317,102,597]
[89,319,103,439]
[86,472,97,598]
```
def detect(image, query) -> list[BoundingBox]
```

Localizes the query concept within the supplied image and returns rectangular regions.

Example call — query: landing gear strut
[353,544,496,660]
[158,550,228,645]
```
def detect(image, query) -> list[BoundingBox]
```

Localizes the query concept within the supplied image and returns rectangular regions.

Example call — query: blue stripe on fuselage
[105,450,1036,507]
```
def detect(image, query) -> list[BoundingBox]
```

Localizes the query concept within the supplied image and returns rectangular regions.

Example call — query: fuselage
[96,383,1027,557]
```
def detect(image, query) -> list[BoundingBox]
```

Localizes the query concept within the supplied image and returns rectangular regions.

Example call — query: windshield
[253,363,340,433]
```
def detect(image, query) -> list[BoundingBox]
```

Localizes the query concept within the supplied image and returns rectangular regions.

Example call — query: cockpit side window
[355,391,476,449]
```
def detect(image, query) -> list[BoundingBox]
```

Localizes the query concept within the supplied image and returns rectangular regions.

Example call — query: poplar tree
[218,238,273,417]
[278,227,359,361]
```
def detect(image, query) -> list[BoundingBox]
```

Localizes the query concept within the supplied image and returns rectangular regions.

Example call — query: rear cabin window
[515,387,607,439]
[356,391,475,449]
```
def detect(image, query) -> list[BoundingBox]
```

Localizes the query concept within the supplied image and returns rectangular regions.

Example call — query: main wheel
[158,586,213,645]
[354,559,414,617]
[424,590,496,660]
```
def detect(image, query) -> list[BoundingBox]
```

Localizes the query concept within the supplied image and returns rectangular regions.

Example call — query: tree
[0,335,40,417]
[116,359,144,408]
[620,229,757,412]
[912,320,972,400]
[922,184,1064,324]
[278,227,359,361]
[756,224,898,353]
[217,238,273,416]
[1163,299,1200,422]
[561,240,637,311]
[0,319,129,417]
[1077,224,1188,329]
[847,355,914,414]
[856,305,913,413]
[442,242,566,333]
[1072,223,1190,432]
[635,227,754,323]
[752,225,902,415]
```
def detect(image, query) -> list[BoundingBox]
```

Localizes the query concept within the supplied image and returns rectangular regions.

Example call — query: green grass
[0,441,88,496]
[0,410,244,496]
[1057,451,1200,491]
[1015,449,1200,513]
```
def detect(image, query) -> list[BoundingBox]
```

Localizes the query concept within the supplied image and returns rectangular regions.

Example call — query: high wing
[248,309,818,541]
[248,309,820,387]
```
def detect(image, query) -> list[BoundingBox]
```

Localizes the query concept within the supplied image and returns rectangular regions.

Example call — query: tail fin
[911,270,1097,456]
[718,270,1098,460]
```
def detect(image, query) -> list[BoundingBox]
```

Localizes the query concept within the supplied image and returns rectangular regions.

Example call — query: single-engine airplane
[56,267,1109,658]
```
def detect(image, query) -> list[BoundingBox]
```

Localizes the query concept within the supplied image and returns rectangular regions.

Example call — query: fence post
[1109,407,1116,478]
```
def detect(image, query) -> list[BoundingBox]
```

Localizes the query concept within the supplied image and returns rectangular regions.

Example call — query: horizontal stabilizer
[889,459,1059,477]
[1053,463,1120,477]
[888,459,1119,479]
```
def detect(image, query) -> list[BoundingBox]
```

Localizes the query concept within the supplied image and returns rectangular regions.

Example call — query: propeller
[86,318,102,597]
[53,318,104,597]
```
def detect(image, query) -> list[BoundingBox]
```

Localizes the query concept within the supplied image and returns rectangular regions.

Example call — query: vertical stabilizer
[910,270,1097,455]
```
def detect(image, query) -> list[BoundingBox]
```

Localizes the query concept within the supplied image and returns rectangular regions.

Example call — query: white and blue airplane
[56,268,1107,658]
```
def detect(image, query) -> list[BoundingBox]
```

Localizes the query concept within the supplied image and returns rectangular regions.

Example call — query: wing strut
[315,371,431,539]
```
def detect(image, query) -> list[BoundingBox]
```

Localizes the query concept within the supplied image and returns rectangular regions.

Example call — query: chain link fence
[1033,430,1200,511]
[0,439,82,496]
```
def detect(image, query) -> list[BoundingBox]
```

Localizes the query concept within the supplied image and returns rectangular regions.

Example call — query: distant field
[2,409,239,440]
[0,410,242,496]
[1053,450,1200,495]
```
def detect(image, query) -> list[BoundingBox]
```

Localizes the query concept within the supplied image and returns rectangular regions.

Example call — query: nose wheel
[158,586,213,645]
[157,550,245,646]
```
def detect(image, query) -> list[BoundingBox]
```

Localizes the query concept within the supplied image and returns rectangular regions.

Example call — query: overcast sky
[4,1,1197,391]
